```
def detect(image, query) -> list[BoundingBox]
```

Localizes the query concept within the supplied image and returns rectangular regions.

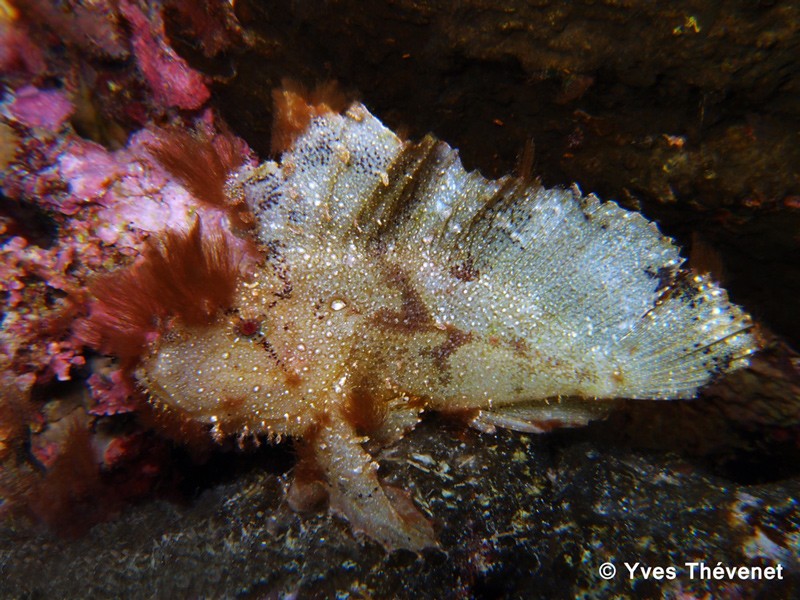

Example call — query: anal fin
[469,398,615,434]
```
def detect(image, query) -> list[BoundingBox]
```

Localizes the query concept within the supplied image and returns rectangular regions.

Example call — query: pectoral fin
[313,412,436,551]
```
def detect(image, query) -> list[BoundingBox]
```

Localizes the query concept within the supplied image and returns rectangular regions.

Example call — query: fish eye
[235,318,261,337]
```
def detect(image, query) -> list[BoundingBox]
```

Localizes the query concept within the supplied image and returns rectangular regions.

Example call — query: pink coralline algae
[0,115,249,387]
[7,85,74,130]
[47,342,86,382]
[0,15,45,77]
[87,369,137,416]
[0,230,87,385]
[0,0,250,532]
[119,0,211,110]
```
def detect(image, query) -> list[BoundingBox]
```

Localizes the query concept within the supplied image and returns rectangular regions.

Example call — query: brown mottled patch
[342,384,387,435]
[287,419,331,513]
[449,257,480,282]
[284,371,302,389]
[509,336,530,358]
[414,325,474,386]
[372,264,434,333]
[427,326,473,372]
[218,396,247,423]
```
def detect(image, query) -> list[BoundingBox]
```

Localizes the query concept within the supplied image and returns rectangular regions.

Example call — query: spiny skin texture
[137,103,756,550]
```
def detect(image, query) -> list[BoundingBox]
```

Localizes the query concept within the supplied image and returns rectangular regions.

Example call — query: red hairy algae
[148,127,255,230]
[75,220,245,367]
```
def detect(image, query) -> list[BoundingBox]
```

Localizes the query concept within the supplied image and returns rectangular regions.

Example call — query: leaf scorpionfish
[81,93,757,550]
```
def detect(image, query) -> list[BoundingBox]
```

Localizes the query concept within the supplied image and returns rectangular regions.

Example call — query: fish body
[135,102,755,550]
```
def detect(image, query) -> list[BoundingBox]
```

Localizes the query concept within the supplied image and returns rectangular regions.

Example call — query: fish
[82,93,757,551]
